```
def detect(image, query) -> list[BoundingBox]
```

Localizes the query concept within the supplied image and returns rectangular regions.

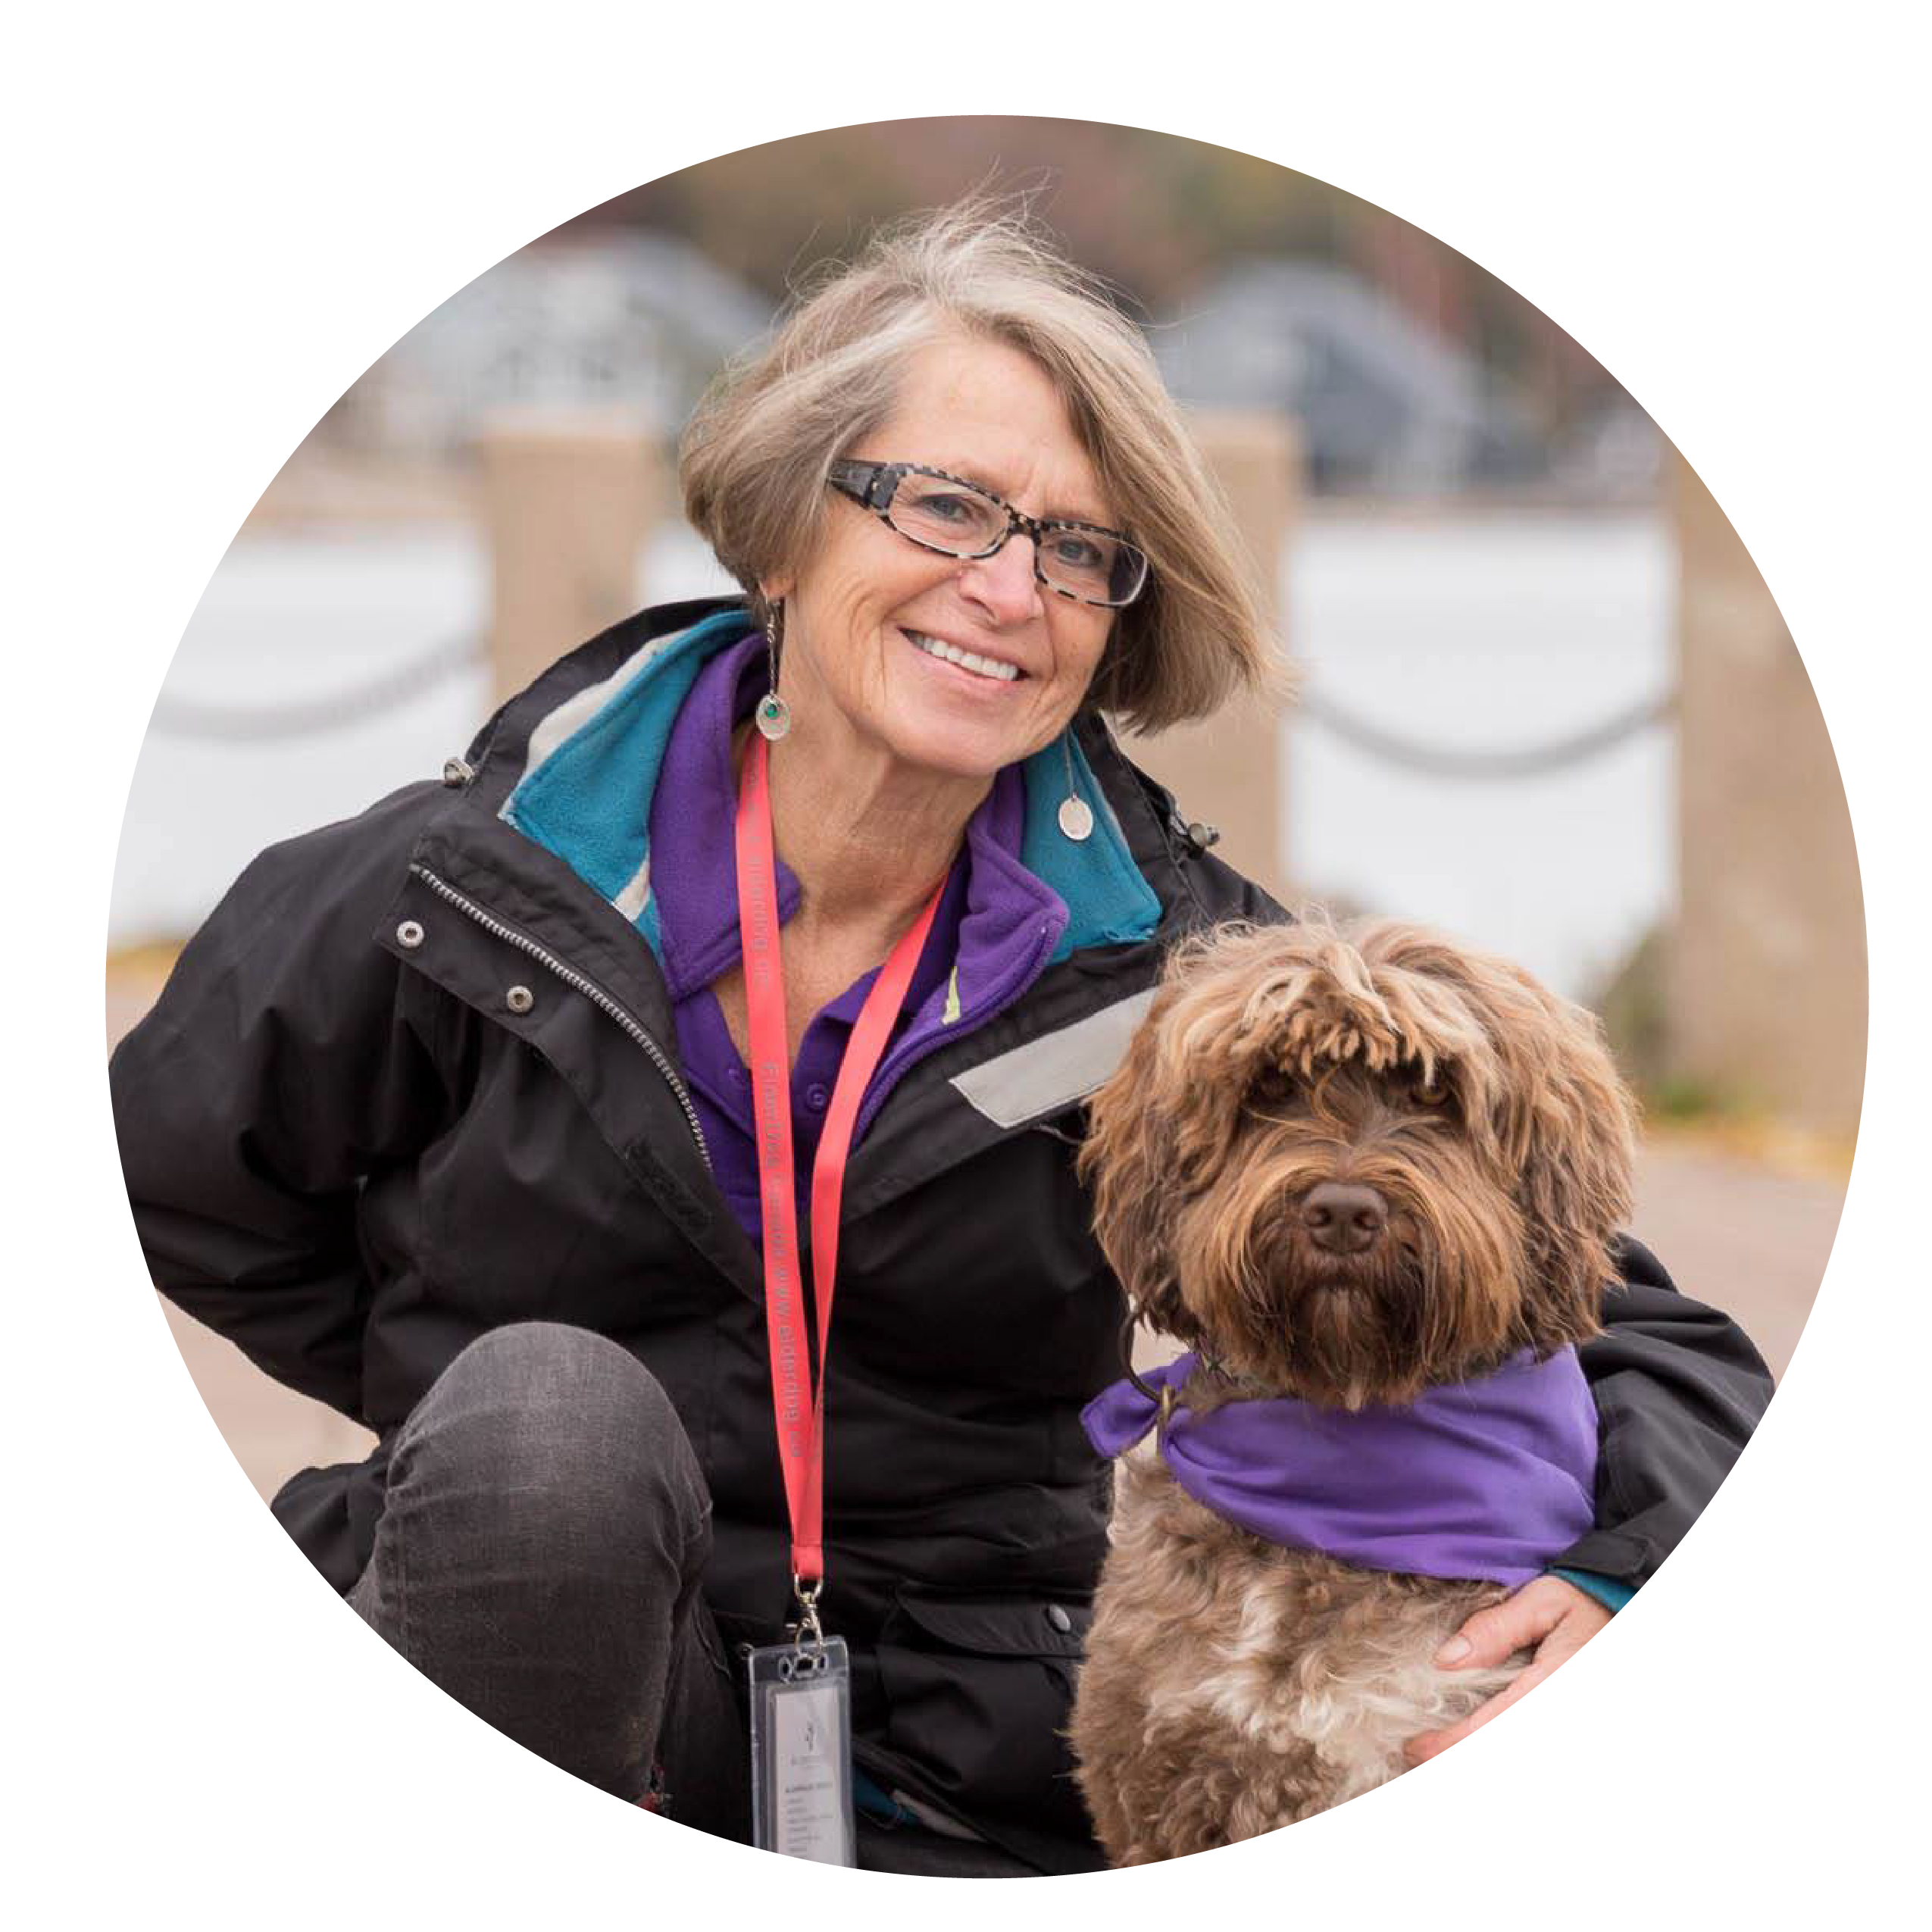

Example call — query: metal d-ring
[1119,1299,1180,1449]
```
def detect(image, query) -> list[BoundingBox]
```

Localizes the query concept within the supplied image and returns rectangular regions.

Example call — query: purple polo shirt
[648,632,1072,1240]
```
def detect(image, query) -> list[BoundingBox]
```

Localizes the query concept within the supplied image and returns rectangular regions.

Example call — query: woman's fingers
[1405,1576,1612,1765]
[1433,1574,1574,1668]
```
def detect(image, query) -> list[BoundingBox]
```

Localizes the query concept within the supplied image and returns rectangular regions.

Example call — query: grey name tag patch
[948,989,1157,1130]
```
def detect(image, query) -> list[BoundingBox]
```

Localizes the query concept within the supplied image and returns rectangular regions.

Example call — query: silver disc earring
[1058,729,1094,842]
[755,600,791,742]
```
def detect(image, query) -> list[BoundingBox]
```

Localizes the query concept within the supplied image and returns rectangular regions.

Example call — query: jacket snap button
[1045,1604,1071,1633]
[395,920,424,950]
[505,985,535,1015]
[805,1083,830,1111]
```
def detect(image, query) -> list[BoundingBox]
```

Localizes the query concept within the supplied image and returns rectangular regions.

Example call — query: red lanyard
[733,733,945,1596]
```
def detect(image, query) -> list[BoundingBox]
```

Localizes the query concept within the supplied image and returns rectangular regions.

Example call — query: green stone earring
[756,600,791,742]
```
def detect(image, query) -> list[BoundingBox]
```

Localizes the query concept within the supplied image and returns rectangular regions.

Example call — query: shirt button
[1044,1604,1072,1634]
[805,1084,830,1111]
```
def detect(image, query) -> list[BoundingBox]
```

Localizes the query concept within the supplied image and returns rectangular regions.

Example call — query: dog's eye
[1248,1066,1298,1107]
[1404,1065,1452,1108]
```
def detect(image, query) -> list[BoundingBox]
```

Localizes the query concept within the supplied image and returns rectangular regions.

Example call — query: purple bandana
[1082,1348,1599,1588]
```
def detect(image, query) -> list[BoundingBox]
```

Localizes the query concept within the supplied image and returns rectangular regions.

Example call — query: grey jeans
[349,1322,750,1836]
[348,1320,1038,1875]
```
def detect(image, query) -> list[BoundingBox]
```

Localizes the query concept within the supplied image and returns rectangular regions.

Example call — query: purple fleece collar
[1083,1348,1598,1587]
[650,634,802,1002]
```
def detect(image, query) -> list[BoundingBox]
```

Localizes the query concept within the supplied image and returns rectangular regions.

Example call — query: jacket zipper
[408,862,711,1172]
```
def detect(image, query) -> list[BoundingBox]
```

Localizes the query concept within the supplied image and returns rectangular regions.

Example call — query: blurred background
[105,118,1863,1499]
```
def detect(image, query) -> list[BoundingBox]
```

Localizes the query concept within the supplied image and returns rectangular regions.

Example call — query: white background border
[16,5,1923,1924]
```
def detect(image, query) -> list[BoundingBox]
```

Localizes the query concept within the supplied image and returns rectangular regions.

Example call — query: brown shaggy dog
[1068,914,1637,1863]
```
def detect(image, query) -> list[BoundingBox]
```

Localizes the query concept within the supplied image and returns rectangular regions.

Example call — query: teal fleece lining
[502,609,1161,963]
[1020,730,1162,964]
[1549,1566,1635,1614]
[502,609,749,955]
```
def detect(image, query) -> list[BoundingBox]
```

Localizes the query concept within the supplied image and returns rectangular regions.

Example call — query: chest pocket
[832,1126,1117,1396]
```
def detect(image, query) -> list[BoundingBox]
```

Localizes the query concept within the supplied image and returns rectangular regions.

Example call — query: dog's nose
[1301,1182,1388,1254]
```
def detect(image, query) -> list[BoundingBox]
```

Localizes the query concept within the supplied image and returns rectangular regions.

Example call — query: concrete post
[1116,411,1299,908]
[476,411,664,703]
[1671,449,1866,1137]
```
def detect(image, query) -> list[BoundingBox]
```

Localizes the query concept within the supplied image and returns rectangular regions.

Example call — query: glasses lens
[1036,526,1149,607]
[886,471,1008,554]
[882,467,1149,607]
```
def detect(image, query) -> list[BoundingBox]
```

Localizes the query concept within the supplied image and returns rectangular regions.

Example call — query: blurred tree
[554,116,1619,430]
[562,120,1358,302]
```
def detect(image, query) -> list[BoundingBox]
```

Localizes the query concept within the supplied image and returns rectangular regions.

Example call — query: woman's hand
[1403,1574,1612,1765]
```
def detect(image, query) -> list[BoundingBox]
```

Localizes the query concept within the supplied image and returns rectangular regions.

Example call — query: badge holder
[747,1580,855,1865]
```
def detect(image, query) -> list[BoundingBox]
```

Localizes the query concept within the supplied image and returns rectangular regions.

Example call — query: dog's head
[1079,914,1637,1408]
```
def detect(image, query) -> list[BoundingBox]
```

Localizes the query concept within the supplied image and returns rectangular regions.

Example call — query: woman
[111,203,1772,1876]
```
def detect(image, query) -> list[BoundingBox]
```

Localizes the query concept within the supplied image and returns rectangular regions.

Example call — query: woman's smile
[902,626,1026,685]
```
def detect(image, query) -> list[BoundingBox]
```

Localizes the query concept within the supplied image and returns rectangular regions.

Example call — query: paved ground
[111,964,1840,1505]
[1624,1133,1842,1383]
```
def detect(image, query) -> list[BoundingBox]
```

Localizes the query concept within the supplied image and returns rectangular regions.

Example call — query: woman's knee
[352,1325,713,1802]
[390,1322,707,1556]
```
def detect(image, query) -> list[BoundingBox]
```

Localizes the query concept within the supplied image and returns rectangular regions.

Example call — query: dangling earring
[1057,727,1094,842]
[755,599,791,742]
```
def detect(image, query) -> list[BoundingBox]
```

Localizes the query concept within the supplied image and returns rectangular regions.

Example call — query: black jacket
[111,597,1774,1873]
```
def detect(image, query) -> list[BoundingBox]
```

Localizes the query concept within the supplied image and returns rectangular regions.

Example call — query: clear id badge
[746,1634,856,1864]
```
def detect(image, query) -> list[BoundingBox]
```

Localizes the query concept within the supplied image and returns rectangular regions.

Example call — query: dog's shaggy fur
[1068,914,1637,1862]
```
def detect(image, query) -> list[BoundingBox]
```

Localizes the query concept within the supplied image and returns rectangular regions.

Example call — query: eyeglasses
[827,458,1150,609]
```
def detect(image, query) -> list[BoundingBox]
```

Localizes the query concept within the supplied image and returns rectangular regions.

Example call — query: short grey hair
[679,197,1278,734]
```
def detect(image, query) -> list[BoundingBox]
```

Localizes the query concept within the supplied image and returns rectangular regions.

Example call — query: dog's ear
[1076,968,1241,1350]
[1080,986,1185,1344]
[1079,920,1348,1344]
[1360,923,1637,1347]
[1496,983,1636,1349]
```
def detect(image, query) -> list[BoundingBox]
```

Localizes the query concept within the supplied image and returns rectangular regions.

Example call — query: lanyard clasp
[789,1573,826,1650]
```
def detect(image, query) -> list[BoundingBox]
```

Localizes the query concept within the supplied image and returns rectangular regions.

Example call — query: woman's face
[766,332,1118,783]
